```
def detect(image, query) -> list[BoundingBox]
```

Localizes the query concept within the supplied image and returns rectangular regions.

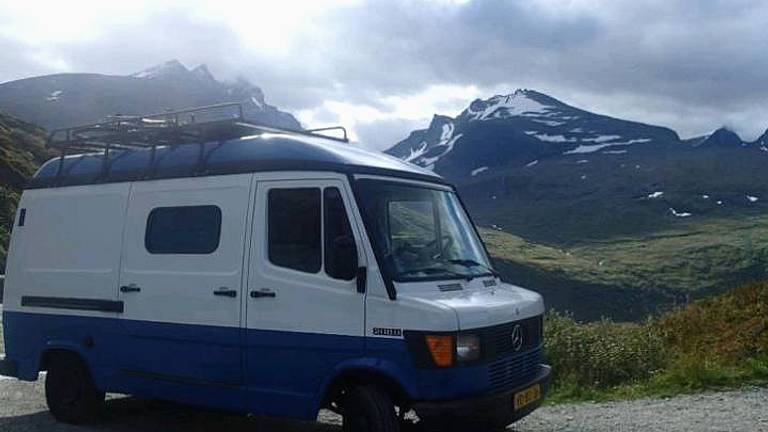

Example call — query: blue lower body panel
[2,311,541,420]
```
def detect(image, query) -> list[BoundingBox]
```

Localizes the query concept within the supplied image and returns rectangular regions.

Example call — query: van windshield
[356,179,495,282]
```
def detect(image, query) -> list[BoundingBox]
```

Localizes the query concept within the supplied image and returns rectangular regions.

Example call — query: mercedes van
[0,104,549,431]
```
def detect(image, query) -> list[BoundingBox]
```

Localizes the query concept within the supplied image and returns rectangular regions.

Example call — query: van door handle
[250,289,276,299]
[213,288,237,298]
[120,284,141,293]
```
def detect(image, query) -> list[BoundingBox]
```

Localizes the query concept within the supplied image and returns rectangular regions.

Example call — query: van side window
[268,188,321,273]
[324,187,357,280]
[145,205,222,254]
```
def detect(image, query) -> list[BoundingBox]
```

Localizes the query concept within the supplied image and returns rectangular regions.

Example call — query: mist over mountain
[0,60,300,131]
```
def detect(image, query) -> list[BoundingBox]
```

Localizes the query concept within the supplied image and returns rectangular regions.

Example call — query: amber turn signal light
[425,335,454,367]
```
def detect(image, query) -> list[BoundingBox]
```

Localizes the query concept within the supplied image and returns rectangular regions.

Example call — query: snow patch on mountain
[670,208,692,218]
[46,90,62,101]
[531,119,567,127]
[422,133,463,170]
[466,90,552,121]
[405,142,428,163]
[250,96,263,110]
[534,134,575,143]
[564,138,652,155]
[583,135,622,143]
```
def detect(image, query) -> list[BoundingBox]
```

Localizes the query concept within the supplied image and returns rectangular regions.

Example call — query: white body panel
[4,183,130,316]
[119,175,251,328]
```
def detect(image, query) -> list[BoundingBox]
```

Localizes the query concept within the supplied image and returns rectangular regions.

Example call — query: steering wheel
[426,235,454,259]
[393,242,420,260]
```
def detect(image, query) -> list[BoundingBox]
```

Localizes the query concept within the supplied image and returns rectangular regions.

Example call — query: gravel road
[0,377,765,432]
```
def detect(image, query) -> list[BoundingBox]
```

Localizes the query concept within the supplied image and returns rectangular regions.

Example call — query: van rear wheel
[45,352,105,424]
[342,385,400,432]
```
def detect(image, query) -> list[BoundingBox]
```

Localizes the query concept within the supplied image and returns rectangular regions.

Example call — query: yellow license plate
[513,384,541,411]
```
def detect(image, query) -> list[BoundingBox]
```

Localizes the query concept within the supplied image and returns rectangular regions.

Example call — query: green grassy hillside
[481,216,768,320]
[0,112,52,269]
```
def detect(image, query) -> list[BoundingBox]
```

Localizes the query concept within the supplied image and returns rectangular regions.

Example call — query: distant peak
[191,64,215,81]
[463,88,564,121]
[696,127,744,148]
[428,114,453,128]
[131,60,189,79]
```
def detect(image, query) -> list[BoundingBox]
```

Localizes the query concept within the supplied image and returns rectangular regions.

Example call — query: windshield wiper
[447,259,500,279]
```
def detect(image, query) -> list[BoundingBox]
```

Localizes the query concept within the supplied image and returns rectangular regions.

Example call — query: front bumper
[413,364,551,425]
[0,356,17,378]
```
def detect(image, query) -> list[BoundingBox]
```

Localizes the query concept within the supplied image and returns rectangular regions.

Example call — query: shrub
[543,282,768,402]
[544,310,665,387]
[660,281,768,361]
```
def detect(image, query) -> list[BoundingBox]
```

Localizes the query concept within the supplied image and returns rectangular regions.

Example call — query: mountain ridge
[385,88,768,243]
[386,89,687,178]
[0,60,300,131]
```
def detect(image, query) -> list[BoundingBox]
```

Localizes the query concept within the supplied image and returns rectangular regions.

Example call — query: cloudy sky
[1,0,767,149]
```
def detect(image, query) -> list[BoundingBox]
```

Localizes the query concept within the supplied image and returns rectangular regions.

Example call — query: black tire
[45,352,105,424]
[342,386,400,432]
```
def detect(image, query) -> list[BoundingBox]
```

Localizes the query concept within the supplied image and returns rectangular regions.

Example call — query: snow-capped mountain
[386,89,768,243]
[386,89,679,178]
[0,60,300,131]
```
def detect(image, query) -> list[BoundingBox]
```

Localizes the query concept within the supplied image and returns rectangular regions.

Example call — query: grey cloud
[0,0,767,147]
[353,117,428,151]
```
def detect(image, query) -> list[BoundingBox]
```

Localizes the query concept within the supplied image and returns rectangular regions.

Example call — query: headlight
[456,334,481,363]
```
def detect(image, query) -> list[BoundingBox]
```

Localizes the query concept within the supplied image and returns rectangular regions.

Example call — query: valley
[1,65,767,321]
[389,89,768,320]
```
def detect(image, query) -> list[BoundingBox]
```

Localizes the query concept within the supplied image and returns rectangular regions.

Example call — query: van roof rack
[47,101,348,154]
[46,102,348,181]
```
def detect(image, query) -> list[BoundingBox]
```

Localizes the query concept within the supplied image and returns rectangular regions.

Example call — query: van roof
[27,133,443,189]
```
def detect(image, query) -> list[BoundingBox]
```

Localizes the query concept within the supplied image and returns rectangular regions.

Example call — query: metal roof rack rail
[45,102,349,183]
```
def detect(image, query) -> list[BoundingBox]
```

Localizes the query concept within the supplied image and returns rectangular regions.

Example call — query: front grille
[488,346,543,392]
[480,315,543,359]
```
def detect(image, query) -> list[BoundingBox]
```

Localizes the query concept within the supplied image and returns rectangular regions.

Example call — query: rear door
[244,177,366,417]
[117,175,252,391]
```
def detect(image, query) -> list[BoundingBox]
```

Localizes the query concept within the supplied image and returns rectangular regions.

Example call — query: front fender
[314,357,418,412]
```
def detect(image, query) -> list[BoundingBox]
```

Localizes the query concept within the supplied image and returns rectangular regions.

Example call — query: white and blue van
[0,104,549,431]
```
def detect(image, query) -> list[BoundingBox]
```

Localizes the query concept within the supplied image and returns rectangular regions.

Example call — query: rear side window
[268,188,321,273]
[145,205,222,254]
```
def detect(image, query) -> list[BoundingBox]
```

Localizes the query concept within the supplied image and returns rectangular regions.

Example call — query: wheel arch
[318,362,415,413]
[38,342,89,372]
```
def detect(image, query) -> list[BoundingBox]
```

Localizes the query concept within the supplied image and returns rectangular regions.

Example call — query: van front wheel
[342,386,400,432]
[45,352,105,424]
